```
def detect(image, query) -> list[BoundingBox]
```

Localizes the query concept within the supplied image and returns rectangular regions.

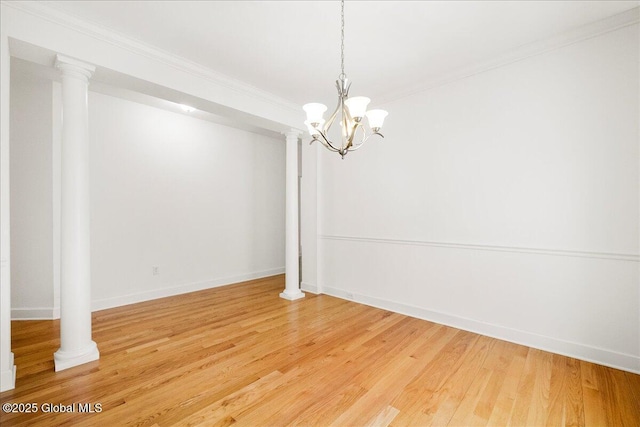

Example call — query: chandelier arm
[349,129,385,152]
[341,113,349,151]
[346,122,366,150]
[324,98,342,132]
[344,119,361,150]
[318,139,340,153]
[347,142,366,152]
[341,97,359,150]
[316,130,342,153]
[316,138,340,153]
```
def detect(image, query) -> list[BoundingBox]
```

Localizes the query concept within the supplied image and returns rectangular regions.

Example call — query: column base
[280,290,305,301]
[54,341,99,372]
[0,352,16,392]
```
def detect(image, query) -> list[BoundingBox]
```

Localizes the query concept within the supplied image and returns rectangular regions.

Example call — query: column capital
[282,128,303,141]
[55,54,95,81]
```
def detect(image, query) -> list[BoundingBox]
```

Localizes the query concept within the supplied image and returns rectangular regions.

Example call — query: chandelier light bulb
[304,120,322,137]
[365,109,388,131]
[303,103,327,125]
[344,96,370,120]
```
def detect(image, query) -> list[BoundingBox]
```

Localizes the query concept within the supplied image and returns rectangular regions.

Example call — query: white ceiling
[43,0,638,109]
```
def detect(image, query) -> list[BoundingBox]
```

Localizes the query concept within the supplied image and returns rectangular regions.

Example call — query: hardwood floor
[1,275,638,426]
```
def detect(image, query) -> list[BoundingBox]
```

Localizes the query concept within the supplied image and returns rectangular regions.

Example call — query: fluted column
[280,129,305,301]
[53,54,99,371]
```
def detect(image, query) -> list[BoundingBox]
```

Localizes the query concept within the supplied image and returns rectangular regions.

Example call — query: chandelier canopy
[303,0,388,159]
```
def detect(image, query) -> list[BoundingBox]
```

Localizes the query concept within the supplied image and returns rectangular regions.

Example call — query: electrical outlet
[152,266,159,276]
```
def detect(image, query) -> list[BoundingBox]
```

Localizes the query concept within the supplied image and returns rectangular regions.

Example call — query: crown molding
[2,0,301,114]
[379,6,640,105]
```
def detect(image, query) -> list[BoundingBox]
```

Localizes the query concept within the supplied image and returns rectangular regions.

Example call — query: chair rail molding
[319,234,640,263]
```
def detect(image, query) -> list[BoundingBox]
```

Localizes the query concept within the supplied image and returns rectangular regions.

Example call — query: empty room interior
[0,1,639,426]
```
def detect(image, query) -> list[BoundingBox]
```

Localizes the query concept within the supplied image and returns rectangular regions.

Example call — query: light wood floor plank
[405,335,495,426]
[507,348,539,425]
[526,349,553,426]
[564,357,586,427]
[462,339,514,425]
[0,275,638,427]
[365,405,400,427]
[390,329,481,426]
[485,343,529,426]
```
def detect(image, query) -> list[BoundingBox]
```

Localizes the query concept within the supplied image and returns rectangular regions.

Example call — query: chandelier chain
[340,0,345,80]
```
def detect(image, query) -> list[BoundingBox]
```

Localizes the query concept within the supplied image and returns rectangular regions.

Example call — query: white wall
[317,24,640,373]
[89,91,285,309]
[10,70,55,319]
[10,76,286,316]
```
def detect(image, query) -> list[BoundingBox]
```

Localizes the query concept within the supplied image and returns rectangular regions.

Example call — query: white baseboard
[321,286,640,375]
[0,352,16,392]
[301,281,319,294]
[11,307,59,320]
[11,268,284,319]
[92,267,285,312]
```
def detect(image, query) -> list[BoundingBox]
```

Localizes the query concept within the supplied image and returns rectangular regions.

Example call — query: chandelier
[303,0,388,159]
